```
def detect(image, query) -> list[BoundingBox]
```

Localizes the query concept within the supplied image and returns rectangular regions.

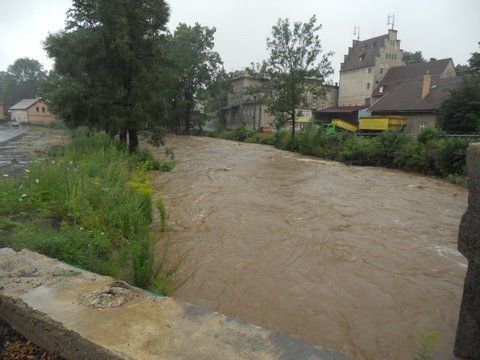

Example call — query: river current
[152,135,468,359]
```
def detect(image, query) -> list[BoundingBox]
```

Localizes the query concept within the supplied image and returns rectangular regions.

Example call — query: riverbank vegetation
[0,130,177,294]
[203,125,473,185]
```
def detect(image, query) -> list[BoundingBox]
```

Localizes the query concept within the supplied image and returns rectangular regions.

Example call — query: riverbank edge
[194,128,470,187]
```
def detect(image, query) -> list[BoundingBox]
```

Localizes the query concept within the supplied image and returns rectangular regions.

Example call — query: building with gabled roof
[372,58,456,98]
[9,98,55,125]
[370,73,462,135]
[338,29,405,107]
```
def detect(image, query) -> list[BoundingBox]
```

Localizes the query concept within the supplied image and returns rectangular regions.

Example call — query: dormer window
[379,86,384,94]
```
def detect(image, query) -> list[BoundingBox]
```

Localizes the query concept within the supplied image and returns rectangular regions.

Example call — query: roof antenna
[353,26,360,41]
[387,14,395,30]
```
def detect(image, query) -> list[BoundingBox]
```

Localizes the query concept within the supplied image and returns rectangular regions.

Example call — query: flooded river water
[152,135,468,359]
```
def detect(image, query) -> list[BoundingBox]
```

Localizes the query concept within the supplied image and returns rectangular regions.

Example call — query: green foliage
[0,132,177,293]
[133,148,176,172]
[234,124,255,142]
[250,16,333,137]
[0,58,46,112]
[42,0,171,151]
[438,76,480,134]
[402,51,426,64]
[156,197,169,232]
[202,127,472,182]
[417,126,446,144]
[413,330,441,360]
[167,23,222,133]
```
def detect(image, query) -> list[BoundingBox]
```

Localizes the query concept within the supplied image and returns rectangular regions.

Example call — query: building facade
[9,99,55,125]
[225,71,275,130]
[370,73,461,136]
[338,29,405,107]
[0,102,4,121]
[225,71,339,130]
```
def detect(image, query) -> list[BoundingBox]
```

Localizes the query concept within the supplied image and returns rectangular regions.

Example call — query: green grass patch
[0,130,178,295]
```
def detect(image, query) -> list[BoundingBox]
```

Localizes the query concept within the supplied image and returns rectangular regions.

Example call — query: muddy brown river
[152,135,468,359]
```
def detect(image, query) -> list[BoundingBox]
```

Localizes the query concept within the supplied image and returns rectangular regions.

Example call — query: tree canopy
[250,16,333,137]
[43,0,170,151]
[167,23,222,134]
[0,57,46,114]
[402,51,426,64]
[438,44,480,134]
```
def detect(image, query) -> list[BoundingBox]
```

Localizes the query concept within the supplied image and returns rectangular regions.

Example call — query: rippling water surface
[152,135,468,359]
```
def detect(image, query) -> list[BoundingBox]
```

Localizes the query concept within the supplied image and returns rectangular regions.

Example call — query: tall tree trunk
[128,128,139,153]
[119,128,128,144]
[291,111,296,139]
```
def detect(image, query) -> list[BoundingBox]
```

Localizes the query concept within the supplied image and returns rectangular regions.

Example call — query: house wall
[338,30,404,107]
[372,111,436,136]
[26,100,55,125]
[11,110,28,124]
[441,60,457,78]
[404,113,437,136]
[0,104,4,120]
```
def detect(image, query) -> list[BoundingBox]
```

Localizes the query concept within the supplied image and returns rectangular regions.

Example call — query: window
[367,82,370,89]
[368,68,372,73]
[394,54,397,60]
[36,107,40,112]
[379,86,384,94]
[380,67,384,74]
[419,122,427,131]
[386,54,388,59]
[42,107,45,113]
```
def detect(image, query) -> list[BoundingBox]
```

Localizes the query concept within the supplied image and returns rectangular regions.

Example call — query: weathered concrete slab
[0,248,355,360]
[455,143,480,359]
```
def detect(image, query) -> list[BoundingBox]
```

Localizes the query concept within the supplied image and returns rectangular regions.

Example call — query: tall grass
[0,130,177,295]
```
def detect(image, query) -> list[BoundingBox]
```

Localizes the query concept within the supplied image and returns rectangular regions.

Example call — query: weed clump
[0,131,177,295]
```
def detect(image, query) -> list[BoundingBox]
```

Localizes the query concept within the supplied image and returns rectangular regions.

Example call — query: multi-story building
[225,71,275,130]
[338,29,405,107]
[225,71,339,130]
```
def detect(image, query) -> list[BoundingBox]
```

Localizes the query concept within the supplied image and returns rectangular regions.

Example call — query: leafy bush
[199,127,471,183]
[417,126,446,144]
[1,131,177,294]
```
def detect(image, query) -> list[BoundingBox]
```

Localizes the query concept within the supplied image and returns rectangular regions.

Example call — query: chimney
[422,71,432,99]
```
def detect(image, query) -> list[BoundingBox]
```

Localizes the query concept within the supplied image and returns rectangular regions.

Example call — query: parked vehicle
[323,116,407,134]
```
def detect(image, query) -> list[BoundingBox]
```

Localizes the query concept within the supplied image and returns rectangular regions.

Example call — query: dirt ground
[0,126,68,176]
[0,319,62,360]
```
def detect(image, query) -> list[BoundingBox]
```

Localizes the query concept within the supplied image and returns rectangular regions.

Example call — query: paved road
[0,126,27,144]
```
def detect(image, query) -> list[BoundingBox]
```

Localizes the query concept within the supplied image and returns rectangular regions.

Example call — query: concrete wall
[0,248,355,360]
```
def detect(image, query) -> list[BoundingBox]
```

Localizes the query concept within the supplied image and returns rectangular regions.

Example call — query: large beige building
[9,99,55,125]
[338,29,405,107]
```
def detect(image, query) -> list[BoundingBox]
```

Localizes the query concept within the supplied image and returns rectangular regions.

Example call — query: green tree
[200,69,231,130]
[438,44,480,134]
[250,16,333,137]
[438,76,480,134]
[43,0,170,152]
[0,58,46,112]
[454,43,480,76]
[402,51,426,64]
[167,23,222,134]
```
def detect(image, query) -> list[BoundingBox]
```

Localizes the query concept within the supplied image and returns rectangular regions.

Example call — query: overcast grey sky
[1,0,479,81]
